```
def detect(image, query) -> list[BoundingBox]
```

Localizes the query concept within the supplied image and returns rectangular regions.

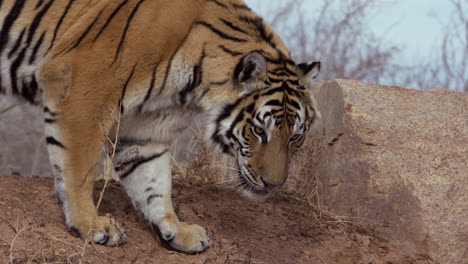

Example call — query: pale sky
[245,0,454,65]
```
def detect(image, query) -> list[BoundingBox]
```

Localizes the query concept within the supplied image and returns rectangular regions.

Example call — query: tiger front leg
[38,63,126,246]
[45,109,126,245]
[116,142,210,253]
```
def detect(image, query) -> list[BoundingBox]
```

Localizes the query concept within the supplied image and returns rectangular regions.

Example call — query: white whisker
[205,165,240,172]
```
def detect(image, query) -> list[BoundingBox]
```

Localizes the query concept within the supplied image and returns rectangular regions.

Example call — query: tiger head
[209,51,320,198]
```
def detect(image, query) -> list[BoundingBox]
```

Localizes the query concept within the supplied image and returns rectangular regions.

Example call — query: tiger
[0,0,320,254]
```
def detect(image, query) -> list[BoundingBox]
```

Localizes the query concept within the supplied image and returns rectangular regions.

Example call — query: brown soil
[0,176,433,264]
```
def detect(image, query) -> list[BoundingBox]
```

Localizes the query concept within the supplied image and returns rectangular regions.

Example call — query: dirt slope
[0,176,434,264]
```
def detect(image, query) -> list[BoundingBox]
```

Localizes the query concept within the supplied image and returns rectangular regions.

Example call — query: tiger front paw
[153,221,210,254]
[70,215,127,246]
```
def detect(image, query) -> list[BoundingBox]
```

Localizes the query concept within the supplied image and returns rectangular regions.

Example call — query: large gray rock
[0,96,51,177]
[307,79,467,263]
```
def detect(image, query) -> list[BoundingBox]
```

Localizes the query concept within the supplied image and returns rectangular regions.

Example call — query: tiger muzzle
[259,132,289,189]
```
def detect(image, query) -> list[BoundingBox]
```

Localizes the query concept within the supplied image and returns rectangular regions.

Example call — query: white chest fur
[119,107,198,145]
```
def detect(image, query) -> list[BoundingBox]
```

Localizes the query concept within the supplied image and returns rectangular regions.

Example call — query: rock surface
[308,79,467,264]
[0,96,51,177]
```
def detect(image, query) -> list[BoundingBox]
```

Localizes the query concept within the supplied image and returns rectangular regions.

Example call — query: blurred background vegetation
[246,0,467,92]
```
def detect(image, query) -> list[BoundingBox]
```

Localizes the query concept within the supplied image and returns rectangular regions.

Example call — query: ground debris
[0,175,433,264]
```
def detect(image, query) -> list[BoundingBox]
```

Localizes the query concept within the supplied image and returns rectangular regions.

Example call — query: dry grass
[170,120,366,242]
[0,207,63,263]
[1,211,107,264]
[172,120,234,184]
[3,214,36,263]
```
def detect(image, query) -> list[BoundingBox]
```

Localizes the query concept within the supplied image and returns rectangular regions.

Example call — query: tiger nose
[260,176,285,189]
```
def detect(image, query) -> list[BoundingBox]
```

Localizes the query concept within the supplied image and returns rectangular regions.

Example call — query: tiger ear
[297,61,321,81]
[234,51,267,85]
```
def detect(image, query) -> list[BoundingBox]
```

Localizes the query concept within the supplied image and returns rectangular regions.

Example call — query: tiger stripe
[46,136,65,149]
[25,0,53,47]
[138,62,159,112]
[62,7,104,54]
[113,0,145,64]
[93,0,128,43]
[29,31,45,63]
[157,24,193,95]
[147,194,163,205]
[179,48,206,105]
[196,21,247,43]
[207,0,227,9]
[218,44,242,56]
[7,27,25,58]
[119,64,137,114]
[117,150,168,179]
[0,0,26,54]
[219,18,248,35]
[47,0,74,51]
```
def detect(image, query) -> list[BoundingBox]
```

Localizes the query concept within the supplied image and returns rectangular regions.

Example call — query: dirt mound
[0,176,433,264]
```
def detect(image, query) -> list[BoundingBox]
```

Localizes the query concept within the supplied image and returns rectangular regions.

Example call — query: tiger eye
[254,126,265,136]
